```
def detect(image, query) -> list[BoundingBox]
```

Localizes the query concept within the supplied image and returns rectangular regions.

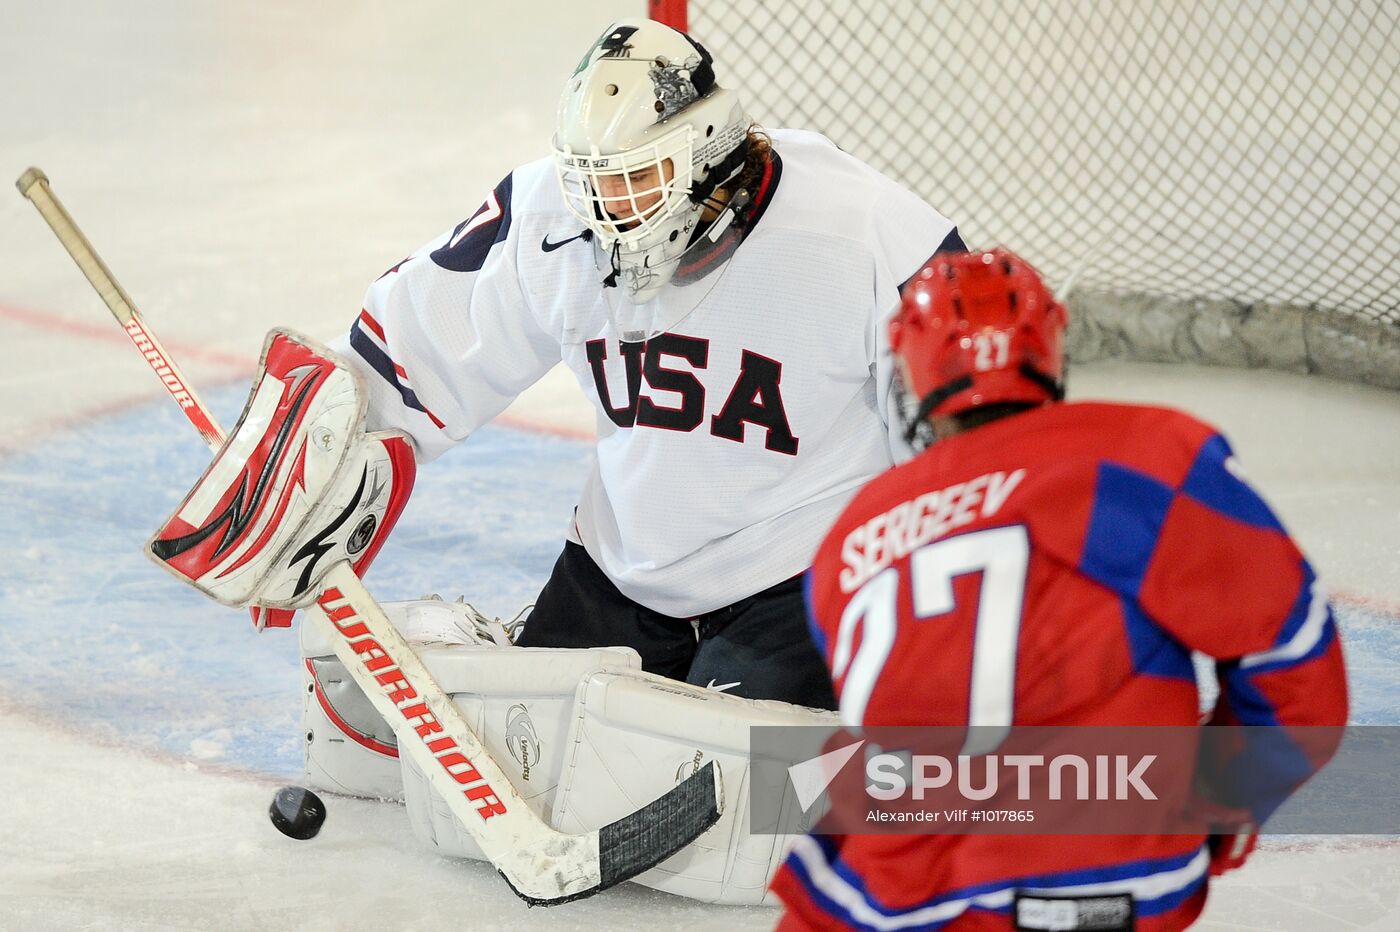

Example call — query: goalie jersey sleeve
[773,401,1348,931]
[330,172,562,463]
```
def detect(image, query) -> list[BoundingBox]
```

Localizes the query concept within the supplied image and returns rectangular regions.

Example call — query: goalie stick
[15,167,227,447]
[14,167,293,630]
[14,166,724,906]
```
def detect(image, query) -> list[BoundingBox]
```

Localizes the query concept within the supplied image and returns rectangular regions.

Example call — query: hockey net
[650,0,1400,389]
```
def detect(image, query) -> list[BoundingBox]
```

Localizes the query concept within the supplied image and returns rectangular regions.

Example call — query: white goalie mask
[554,21,751,334]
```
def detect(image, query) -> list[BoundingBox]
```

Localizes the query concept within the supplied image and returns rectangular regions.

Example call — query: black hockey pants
[516,541,838,710]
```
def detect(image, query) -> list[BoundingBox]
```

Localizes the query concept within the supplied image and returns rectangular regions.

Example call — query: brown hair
[730,126,773,197]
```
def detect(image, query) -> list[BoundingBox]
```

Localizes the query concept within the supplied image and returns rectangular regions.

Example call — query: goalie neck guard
[148,329,415,610]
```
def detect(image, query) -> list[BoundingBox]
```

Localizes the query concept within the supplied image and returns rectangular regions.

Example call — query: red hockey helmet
[889,249,1067,435]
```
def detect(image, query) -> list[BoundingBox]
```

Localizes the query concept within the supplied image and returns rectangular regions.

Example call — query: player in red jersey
[770,250,1349,930]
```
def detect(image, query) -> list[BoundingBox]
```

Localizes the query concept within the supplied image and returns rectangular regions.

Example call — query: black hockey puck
[269,785,326,840]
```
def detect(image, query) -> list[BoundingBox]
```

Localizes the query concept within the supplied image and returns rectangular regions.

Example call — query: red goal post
[650,0,1400,389]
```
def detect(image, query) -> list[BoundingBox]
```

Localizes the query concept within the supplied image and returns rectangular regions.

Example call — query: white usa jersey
[332,129,963,617]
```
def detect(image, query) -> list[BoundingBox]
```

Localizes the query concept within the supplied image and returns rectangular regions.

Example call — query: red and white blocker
[147,329,415,610]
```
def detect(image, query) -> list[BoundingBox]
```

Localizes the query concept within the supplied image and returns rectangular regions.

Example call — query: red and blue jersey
[772,400,1348,931]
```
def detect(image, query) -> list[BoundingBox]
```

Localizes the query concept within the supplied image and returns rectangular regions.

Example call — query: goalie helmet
[889,249,1067,438]
[554,20,750,305]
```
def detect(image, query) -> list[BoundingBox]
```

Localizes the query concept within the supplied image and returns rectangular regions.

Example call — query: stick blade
[505,759,725,907]
[598,758,724,890]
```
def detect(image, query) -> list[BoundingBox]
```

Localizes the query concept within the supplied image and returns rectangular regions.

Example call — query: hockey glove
[147,329,415,611]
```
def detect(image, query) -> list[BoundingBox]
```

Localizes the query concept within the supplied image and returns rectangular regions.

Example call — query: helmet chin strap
[903,364,1066,445]
[904,376,973,445]
[602,239,623,289]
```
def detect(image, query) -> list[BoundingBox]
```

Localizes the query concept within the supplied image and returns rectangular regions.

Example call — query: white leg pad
[401,644,642,861]
[302,656,405,799]
[300,602,435,801]
[550,670,839,905]
[301,597,637,806]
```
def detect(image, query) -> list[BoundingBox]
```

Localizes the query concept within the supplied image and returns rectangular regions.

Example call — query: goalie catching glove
[148,329,415,609]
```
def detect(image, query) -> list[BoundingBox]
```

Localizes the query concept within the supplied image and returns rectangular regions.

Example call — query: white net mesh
[680,0,1400,387]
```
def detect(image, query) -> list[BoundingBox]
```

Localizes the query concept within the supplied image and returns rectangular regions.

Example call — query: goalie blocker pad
[147,329,415,609]
[405,666,838,905]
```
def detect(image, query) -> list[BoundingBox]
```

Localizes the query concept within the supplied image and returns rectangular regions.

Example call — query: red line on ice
[0,301,251,369]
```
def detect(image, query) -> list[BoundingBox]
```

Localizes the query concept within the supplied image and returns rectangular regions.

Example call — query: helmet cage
[555,122,696,250]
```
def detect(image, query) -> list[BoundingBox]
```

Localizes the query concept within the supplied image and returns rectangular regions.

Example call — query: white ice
[2,2,1397,929]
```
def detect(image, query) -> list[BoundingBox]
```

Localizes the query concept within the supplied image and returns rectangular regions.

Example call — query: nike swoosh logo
[705,679,742,693]
[541,231,589,253]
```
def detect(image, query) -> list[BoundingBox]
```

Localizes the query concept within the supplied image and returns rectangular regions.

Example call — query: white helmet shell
[554,21,749,306]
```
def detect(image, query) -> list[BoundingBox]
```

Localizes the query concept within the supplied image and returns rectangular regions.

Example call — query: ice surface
[2,2,1397,929]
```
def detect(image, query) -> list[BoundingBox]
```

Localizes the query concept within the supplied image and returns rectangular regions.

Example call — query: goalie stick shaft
[15,168,722,904]
[15,167,226,449]
[17,167,285,630]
